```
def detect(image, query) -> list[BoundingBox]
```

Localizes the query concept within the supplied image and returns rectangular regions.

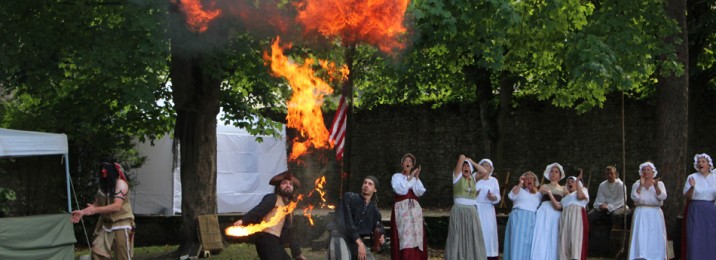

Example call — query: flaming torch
[226,195,302,237]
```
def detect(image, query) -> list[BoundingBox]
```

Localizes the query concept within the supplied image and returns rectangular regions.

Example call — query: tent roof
[0,128,68,157]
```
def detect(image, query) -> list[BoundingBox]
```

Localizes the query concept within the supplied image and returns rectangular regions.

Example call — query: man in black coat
[233,171,305,260]
[327,175,385,260]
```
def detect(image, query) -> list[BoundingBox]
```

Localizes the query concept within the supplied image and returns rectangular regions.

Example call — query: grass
[75,244,612,259]
[75,243,392,260]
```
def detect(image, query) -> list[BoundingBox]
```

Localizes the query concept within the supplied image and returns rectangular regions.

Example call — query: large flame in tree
[178,0,221,32]
[303,176,336,225]
[265,37,348,161]
[226,195,303,237]
[295,0,410,54]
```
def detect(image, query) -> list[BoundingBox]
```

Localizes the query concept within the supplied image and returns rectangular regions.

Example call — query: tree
[168,1,288,254]
[0,1,173,192]
[657,0,689,235]
[354,0,679,173]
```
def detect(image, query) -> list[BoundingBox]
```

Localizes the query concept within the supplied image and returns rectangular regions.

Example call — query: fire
[178,0,221,33]
[295,0,410,53]
[265,37,347,161]
[302,176,336,225]
[226,195,302,237]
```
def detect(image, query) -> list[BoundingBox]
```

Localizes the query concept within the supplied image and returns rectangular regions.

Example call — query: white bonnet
[463,159,475,174]
[566,176,583,187]
[478,158,494,175]
[522,171,540,187]
[543,162,565,180]
[638,162,658,177]
[693,153,714,171]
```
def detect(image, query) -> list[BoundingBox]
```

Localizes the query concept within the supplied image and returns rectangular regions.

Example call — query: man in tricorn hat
[326,175,385,260]
[233,171,305,260]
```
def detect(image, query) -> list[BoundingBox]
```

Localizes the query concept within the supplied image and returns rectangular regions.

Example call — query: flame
[178,0,221,32]
[302,176,336,225]
[226,195,302,237]
[265,37,347,161]
[295,0,410,53]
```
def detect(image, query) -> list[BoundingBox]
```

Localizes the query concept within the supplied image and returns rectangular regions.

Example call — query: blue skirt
[685,200,716,260]
[503,208,536,260]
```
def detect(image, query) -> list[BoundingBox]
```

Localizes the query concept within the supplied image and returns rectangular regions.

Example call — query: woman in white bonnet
[475,159,500,260]
[531,163,567,260]
[682,153,716,259]
[558,172,589,260]
[628,162,667,260]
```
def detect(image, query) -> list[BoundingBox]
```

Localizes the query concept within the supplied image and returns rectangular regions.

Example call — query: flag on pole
[329,95,347,161]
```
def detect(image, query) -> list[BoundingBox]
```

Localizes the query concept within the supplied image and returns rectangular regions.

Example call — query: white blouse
[476,176,501,204]
[391,173,427,196]
[592,179,626,212]
[683,172,716,201]
[508,188,542,212]
[631,180,667,206]
[561,188,589,208]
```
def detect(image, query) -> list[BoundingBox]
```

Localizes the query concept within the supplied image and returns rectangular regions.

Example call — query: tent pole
[65,154,72,212]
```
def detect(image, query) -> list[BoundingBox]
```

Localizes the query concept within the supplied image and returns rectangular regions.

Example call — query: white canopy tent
[0,128,71,211]
[0,128,76,259]
[132,123,287,215]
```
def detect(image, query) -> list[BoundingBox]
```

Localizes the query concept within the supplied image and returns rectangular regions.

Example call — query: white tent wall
[133,124,287,215]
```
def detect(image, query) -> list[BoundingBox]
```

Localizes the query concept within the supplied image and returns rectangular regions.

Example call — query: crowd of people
[69,152,716,260]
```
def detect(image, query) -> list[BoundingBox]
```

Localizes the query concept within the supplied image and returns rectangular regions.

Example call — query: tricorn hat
[269,171,301,188]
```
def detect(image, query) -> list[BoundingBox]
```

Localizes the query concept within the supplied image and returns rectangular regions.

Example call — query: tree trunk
[657,0,688,236]
[495,73,516,171]
[464,64,495,158]
[169,3,223,255]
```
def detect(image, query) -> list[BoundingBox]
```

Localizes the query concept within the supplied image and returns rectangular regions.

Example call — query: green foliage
[0,187,17,216]
[355,0,681,113]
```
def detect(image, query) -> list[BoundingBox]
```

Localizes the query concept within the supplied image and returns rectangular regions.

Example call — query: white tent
[132,123,287,215]
[0,128,76,259]
[0,128,71,211]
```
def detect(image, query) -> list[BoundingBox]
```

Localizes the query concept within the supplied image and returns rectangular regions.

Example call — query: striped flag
[329,95,347,161]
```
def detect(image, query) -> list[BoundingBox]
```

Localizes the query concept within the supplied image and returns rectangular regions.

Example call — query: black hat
[365,175,379,189]
[269,171,301,188]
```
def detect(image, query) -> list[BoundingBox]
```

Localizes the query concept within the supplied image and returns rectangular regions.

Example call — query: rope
[616,91,628,258]
[70,177,92,248]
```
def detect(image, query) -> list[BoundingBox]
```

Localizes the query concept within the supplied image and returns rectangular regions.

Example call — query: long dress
[475,176,501,258]
[445,174,486,260]
[682,172,716,260]
[503,188,542,260]
[558,188,589,260]
[628,180,667,260]
[390,173,428,260]
[531,183,566,260]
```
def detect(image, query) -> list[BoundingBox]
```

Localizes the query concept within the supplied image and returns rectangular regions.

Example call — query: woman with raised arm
[558,171,589,260]
[628,162,667,260]
[390,153,427,260]
[475,159,500,260]
[445,155,488,260]
[531,163,567,260]
[503,171,542,260]
[683,153,716,260]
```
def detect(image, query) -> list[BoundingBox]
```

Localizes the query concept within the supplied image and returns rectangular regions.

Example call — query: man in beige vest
[233,171,305,260]
[72,157,135,260]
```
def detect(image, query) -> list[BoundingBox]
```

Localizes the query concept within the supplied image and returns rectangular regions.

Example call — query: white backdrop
[132,124,286,215]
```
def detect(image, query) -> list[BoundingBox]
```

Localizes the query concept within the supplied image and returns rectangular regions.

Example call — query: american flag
[329,95,347,161]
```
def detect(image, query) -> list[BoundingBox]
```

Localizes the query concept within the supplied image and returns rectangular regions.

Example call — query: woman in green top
[445,154,489,260]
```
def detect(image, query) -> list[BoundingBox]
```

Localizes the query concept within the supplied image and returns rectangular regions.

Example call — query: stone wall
[341,92,716,210]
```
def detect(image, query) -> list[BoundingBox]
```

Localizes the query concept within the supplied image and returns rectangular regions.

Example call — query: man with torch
[231,171,305,260]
